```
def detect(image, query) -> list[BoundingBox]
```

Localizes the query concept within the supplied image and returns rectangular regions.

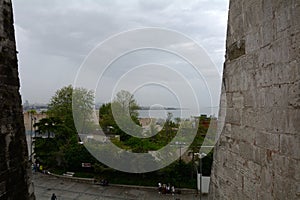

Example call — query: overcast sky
[13,0,229,116]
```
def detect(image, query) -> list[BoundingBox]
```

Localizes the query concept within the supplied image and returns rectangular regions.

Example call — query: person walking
[51,193,57,200]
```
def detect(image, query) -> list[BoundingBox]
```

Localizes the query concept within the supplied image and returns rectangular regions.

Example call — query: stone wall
[0,0,34,199]
[209,0,300,199]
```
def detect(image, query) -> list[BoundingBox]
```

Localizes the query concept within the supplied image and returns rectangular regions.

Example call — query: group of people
[31,162,50,174]
[94,177,109,186]
[31,162,43,173]
[31,162,43,172]
[158,182,176,195]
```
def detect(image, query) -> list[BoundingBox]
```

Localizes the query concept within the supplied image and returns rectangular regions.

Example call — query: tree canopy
[99,90,141,141]
[113,90,139,117]
[34,85,96,170]
[47,85,95,132]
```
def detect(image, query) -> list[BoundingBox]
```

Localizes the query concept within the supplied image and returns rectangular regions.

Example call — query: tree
[72,87,95,134]
[99,90,141,141]
[47,85,74,130]
[165,112,173,140]
[174,117,181,127]
[113,90,139,118]
[34,85,96,171]
[47,85,94,133]
[34,117,61,138]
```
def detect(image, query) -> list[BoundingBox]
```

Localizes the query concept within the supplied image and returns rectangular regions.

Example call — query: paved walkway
[33,173,208,200]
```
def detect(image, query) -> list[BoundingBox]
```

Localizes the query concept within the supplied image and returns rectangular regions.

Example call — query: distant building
[138,117,155,127]
[23,111,47,133]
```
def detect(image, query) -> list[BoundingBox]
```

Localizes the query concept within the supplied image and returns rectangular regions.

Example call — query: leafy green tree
[113,90,139,118]
[28,109,37,115]
[100,90,141,141]
[47,85,74,129]
[47,85,95,133]
[72,87,95,134]
[174,117,181,127]
[33,117,62,138]
[34,85,96,171]
[164,112,176,140]
[99,103,116,133]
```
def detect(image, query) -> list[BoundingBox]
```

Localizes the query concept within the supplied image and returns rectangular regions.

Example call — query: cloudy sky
[13,0,229,116]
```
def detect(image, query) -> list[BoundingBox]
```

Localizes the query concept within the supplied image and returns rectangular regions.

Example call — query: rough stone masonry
[0,0,35,199]
[209,0,299,199]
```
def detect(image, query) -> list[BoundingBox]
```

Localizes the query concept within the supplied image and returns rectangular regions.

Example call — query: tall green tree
[47,85,94,133]
[33,117,62,138]
[99,90,141,141]
[47,85,75,130]
[35,85,96,170]
[113,90,139,118]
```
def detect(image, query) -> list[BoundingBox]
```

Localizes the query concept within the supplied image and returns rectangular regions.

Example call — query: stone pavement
[33,173,208,200]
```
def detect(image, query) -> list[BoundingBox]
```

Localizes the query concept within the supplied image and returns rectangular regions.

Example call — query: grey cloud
[13,0,229,106]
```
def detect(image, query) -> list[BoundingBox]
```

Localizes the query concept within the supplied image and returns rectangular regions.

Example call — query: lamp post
[195,152,206,200]
[30,113,36,162]
[174,141,186,189]
[30,113,32,161]
[45,122,55,138]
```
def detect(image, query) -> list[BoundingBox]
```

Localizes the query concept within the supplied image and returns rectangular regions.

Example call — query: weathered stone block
[244,1,263,33]
[256,45,273,68]
[272,153,300,180]
[260,166,273,191]
[255,64,274,87]
[275,3,292,34]
[288,80,300,109]
[261,20,275,47]
[241,107,260,128]
[236,125,256,144]
[252,145,267,170]
[270,108,289,133]
[232,92,244,108]
[257,191,274,200]
[238,141,254,161]
[245,29,261,53]
[255,131,279,151]
[286,108,300,134]
[262,0,274,22]
[242,176,259,198]
[273,172,298,200]
[254,107,273,131]
[291,33,300,61]
[271,36,291,64]
[280,134,300,159]
[225,108,242,125]
[243,90,256,108]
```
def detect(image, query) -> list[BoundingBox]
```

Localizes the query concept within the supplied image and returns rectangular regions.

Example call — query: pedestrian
[162,184,167,194]
[171,185,175,195]
[51,193,57,200]
[158,182,162,194]
[166,184,170,194]
[33,163,37,172]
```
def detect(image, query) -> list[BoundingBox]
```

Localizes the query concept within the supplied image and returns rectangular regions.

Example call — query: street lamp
[173,141,186,189]
[45,122,55,138]
[195,152,207,200]
[30,114,36,162]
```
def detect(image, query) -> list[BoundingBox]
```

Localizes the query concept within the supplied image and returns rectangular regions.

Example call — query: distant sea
[138,109,200,119]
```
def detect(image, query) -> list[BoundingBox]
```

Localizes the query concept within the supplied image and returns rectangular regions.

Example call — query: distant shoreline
[138,106,188,111]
